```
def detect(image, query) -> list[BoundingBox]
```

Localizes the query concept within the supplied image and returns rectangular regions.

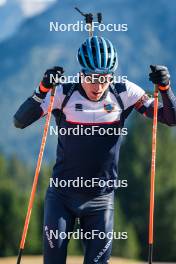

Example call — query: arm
[13,67,64,129]
[135,88,176,126]
[13,96,44,129]
[135,65,176,126]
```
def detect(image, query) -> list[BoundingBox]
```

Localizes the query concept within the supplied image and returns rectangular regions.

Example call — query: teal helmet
[77,36,118,74]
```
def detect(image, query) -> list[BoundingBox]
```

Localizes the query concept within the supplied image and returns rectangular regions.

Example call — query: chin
[92,94,103,100]
[87,96,97,101]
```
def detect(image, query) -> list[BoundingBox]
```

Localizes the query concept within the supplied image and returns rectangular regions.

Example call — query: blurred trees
[0,114,176,260]
[0,156,49,256]
[119,113,176,261]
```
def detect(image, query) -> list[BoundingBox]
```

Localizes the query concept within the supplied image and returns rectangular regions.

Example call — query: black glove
[34,66,64,99]
[41,66,64,88]
[149,65,170,87]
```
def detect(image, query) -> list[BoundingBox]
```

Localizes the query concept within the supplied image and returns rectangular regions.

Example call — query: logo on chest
[75,104,83,111]
[104,103,116,113]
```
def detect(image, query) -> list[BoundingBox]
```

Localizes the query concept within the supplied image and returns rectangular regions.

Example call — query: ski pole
[16,88,56,264]
[75,7,102,37]
[148,84,159,264]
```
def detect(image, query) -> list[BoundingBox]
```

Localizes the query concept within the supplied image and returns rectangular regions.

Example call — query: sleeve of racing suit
[13,85,64,129]
[135,87,176,126]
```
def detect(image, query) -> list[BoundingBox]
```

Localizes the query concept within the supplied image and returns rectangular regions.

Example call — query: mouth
[92,91,102,96]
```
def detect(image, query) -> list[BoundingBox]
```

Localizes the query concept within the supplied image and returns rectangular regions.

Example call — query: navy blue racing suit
[14,80,176,264]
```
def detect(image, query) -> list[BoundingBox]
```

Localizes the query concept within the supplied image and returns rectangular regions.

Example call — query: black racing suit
[14,80,176,264]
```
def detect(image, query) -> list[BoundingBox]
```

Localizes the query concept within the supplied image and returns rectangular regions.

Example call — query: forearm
[13,96,43,129]
[145,88,176,126]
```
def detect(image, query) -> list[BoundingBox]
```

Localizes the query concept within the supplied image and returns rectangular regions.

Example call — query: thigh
[43,188,76,264]
[81,209,114,264]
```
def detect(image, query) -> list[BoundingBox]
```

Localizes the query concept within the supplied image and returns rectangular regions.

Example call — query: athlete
[14,36,176,264]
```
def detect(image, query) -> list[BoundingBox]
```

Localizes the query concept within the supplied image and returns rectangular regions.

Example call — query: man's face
[81,72,113,101]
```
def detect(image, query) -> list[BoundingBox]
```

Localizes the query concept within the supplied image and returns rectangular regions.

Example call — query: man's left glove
[149,65,170,91]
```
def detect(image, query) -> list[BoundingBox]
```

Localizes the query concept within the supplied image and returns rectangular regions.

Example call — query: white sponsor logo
[93,240,112,263]
[44,225,55,248]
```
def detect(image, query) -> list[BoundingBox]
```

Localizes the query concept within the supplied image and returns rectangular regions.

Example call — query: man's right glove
[41,66,64,89]
[35,67,64,99]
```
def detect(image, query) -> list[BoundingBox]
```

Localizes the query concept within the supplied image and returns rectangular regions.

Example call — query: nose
[93,84,103,91]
